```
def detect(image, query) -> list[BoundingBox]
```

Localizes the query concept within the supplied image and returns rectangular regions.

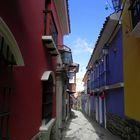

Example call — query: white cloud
[70,38,94,91]
[73,38,93,54]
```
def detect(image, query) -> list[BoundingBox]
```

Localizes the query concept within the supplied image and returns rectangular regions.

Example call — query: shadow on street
[62,110,121,140]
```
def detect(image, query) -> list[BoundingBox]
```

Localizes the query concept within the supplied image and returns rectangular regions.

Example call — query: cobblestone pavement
[62,110,121,140]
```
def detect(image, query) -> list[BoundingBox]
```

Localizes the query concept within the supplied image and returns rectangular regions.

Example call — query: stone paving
[62,110,121,140]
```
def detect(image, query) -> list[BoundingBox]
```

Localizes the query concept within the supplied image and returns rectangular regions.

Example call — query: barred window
[42,76,53,124]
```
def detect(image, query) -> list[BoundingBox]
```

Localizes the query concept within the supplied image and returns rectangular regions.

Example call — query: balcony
[68,83,76,93]
[99,71,108,87]
[42,11,59,56]
[129,0,140,37]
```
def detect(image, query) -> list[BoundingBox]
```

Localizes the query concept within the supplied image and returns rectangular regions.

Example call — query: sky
[64,0,114,91]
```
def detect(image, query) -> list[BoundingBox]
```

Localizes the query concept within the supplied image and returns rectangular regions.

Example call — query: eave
[53,0,70,35]
[87,11,121,70]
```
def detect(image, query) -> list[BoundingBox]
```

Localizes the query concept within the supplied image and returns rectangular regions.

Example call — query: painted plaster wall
[106,88,124,118]
[90,96,95,113]
[108,28,123,85]
[90,28,123,89]
[122,3,140,121]
[89,27,124,121]
[0,0,63,140]
[105,28,124,118]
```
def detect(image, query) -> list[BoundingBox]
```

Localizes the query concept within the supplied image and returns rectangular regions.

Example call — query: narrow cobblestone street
[62,110,121,140]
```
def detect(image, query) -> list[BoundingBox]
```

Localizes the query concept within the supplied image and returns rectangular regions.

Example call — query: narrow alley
[62,110,121,140]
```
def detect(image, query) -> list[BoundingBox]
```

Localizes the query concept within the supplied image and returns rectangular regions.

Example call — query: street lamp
[112,0,121,12]
[95,61,98,67]
[58,45,72,65]
[102,45,109,55]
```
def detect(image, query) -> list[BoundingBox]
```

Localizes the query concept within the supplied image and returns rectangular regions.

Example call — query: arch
[0,17,24,66]
[41,71,55,85]
[41,71,55,124]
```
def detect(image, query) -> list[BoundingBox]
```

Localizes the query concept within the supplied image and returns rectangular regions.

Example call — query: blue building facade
[106,28,124,118]
[84,12,124,129]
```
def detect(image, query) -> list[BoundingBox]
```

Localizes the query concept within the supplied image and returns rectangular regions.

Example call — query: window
[42,76,53,124]
[0,55,13,140]
[43,1,58,44]
[0,87,12,140]
[130,0,140,28]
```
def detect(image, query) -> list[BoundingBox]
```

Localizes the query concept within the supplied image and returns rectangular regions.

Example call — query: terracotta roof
[86,16,110,69]
[86,11,121,70]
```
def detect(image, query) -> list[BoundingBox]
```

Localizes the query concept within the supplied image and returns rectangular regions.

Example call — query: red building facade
[0,0,70,139]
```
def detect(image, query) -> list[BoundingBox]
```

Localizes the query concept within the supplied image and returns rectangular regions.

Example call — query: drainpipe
[99,96,102,124]
[104,55,107,85]
[104,98,107,129]
[103,55,107,129]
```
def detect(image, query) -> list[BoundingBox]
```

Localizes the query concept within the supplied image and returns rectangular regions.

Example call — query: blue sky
[64,0,114,80]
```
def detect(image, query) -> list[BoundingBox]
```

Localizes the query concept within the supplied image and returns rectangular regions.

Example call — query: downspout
[104,55,107,85]
[104,97,107,128]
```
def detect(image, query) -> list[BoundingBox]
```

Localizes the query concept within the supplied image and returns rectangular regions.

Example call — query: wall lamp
[112,0,121,12]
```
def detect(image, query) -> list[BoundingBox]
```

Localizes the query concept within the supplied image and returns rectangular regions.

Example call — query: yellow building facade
[122,0,140,121]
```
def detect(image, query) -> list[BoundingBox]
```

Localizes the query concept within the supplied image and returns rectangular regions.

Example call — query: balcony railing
[129,0,140,29]
[90,70,109,90]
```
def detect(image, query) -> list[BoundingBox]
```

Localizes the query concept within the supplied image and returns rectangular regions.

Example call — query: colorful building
[83,11,125,135]
[107,0,140,139]
[121,0,140,139]
[0,0,72,140]
[83,0,140,138]
[122,0,140,121]
[56,45,79,139]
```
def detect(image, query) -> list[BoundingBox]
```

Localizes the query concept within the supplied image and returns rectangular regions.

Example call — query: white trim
[104,98,107,129]
[100,82,124,91]
[42,35,59,56]
[92,82,124,94]
[31,132,41,140]
[42,36,56,49]
[95,97,98,122]
[99,97,102,124]
[89,97,91,116]
[0,17,24,66]
[110,11,121,20]
[53,0,70,35]
[39,118,55,131]
[92,88,100,92]
[39,118,55,140]
[41,71,52,81]
[41,71,55,84]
